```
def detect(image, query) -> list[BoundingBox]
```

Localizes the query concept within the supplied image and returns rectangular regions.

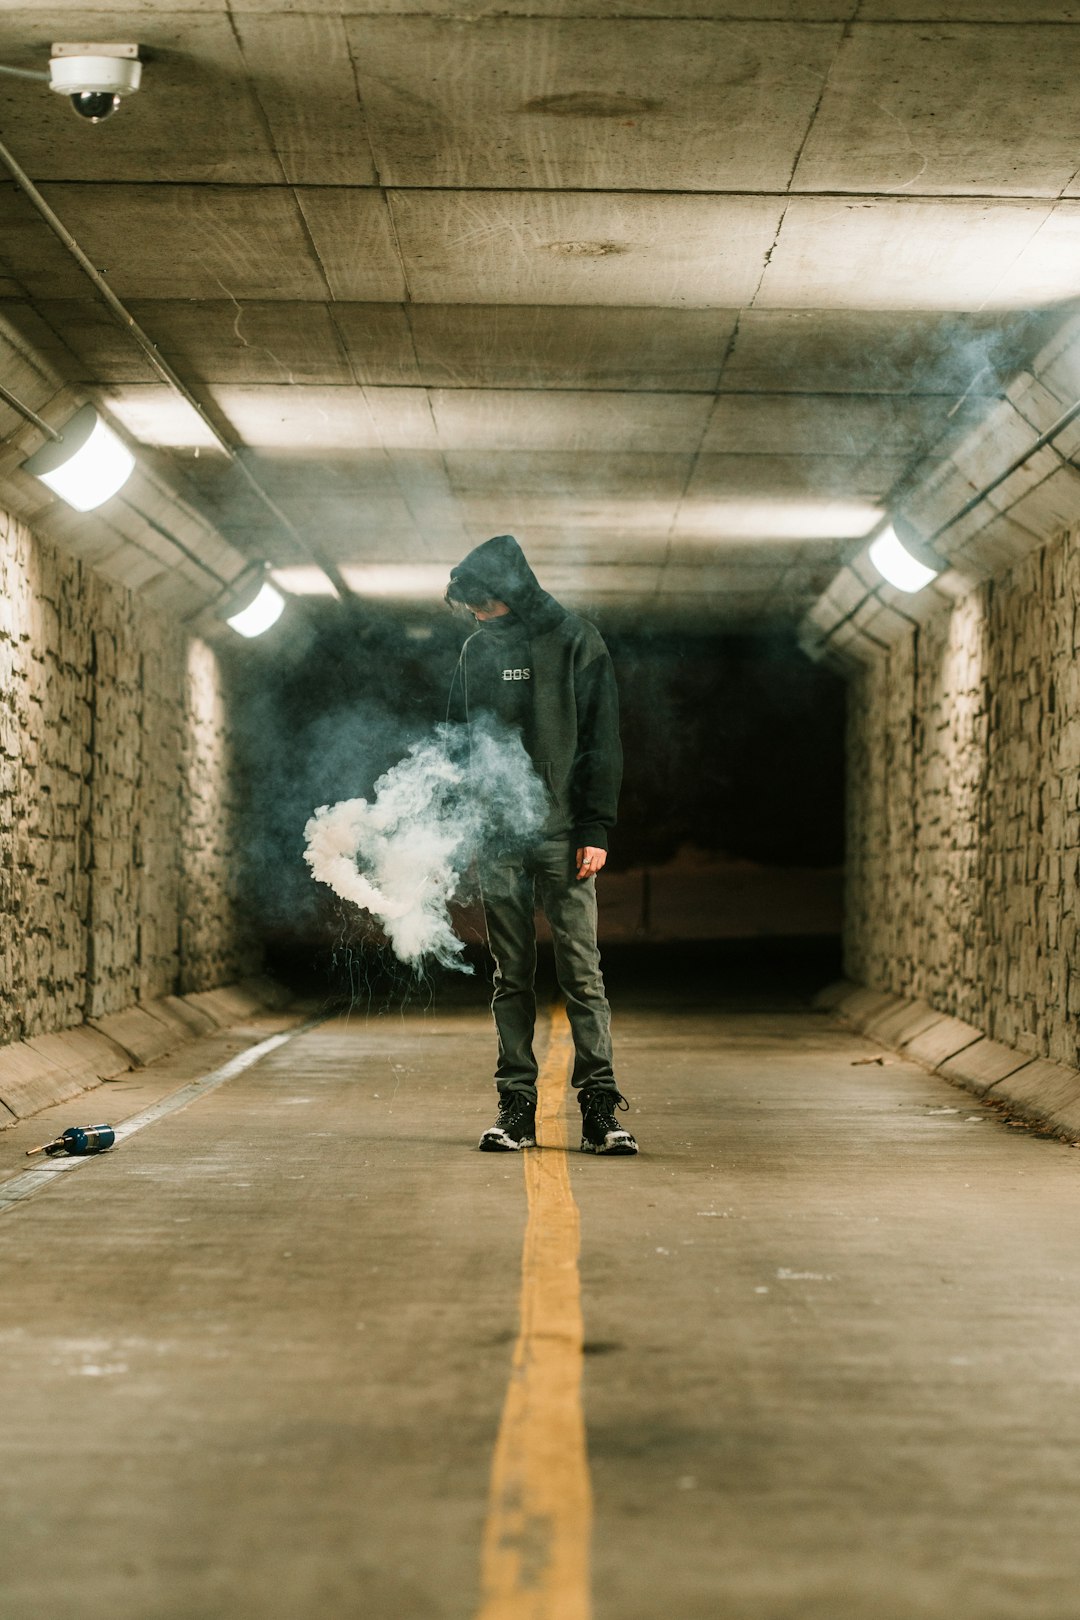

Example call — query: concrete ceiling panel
[199,526,311,570]
[663,537,843,569]
[271,496,422,535]
[513,527,671,557]
[230,14,378,185]
[756,196,1058,309]
[0,13,278,183]
[407,305,738,392]
[719,308,1053,395]
[243,464,411,506]
[180,458,408,530]
[655,562,792,594]
[456,496,681,532]
[0,184,97,300]
[240,446,467,549]
[793,24,1080,197]
[139,299,352,385]
[986,204,1080,307]
[0,0,227,9]
[701,394,961,458]
[349,17,842,191]
[314,498,424,537]
[857,4,1079,19]
[294,189,407,301]
[230,0,850,13]
[206,385,438,451]
[443,451,694,498]
[10,184,330,301]
[429,389,713,452]
[30,299,352,386]
[389,190,785,306]
[686,451,911,500]
[0,298,100,382]
[101,384,222,449]
[330,304,422,384]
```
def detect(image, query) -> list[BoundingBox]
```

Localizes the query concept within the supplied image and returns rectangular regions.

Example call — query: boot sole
[478,1130,536,1151]
[580,1136,638,1155]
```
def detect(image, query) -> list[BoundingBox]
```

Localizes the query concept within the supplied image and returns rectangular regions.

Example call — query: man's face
[470,600,511,621]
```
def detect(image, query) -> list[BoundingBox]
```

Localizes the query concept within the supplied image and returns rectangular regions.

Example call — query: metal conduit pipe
[0,380,62,442]
[0,65,49,84]
[813,388,1080,658]
[927,393,1080,546]
[117,496,232,592]
[0,132,350,600]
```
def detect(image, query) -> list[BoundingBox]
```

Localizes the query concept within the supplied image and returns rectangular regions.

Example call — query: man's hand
[575,846,607,881]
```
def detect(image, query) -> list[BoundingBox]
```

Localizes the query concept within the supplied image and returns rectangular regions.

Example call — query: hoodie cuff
[574,825,609,852]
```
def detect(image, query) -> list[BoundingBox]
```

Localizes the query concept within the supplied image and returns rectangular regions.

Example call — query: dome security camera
[48,44,141,123]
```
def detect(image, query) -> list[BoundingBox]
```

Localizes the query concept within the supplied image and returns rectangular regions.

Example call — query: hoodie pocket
[537,760,557,811]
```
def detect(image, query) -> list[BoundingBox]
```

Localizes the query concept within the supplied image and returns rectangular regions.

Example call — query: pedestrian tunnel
[5,8,1080,1612]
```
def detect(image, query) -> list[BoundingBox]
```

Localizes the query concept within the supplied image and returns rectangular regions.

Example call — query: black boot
[479,1093,537,1151]
[580,1091,638,1155]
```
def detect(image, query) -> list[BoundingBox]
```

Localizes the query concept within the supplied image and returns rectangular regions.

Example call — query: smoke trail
[303,718,547,972]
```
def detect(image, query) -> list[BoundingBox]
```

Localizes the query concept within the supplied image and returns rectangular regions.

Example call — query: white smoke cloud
[303,719,548,972]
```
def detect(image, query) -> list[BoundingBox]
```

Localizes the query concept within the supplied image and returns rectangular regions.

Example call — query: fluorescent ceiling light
[269,566,339,597]
[226,580,285,638]
[676,499,883,542]
[22,403,135,511]
[868,522,940,593]
[341,564,450,598]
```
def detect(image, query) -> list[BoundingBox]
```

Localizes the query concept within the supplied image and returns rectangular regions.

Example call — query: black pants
[480,836,617,1103]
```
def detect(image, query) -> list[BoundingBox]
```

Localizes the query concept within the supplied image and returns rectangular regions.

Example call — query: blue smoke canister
[26,1124,116,1158]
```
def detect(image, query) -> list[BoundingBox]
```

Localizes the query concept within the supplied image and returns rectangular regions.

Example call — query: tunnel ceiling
[0,3,1076,625]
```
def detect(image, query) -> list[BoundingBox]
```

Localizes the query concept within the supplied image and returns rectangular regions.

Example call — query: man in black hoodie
[446,535,638,1156]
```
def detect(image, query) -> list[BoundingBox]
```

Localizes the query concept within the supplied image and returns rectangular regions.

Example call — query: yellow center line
[476,1004,592,1620]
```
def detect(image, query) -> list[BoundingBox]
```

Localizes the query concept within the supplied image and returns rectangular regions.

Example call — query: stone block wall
[846,522,1080,1066]
[179,638,254,994]
[0,504,257,1044]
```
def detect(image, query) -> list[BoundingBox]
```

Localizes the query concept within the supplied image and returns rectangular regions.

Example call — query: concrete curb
[0,979,295,1128]
[815,979,1080,1138]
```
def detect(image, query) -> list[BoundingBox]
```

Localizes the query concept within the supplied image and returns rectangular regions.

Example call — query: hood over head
[448,535,567,634]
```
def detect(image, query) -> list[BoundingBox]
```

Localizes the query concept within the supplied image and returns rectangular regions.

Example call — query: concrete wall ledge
[0,979,294,1128]
[816,979,1080,1139]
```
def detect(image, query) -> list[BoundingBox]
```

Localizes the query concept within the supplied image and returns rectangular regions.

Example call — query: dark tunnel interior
[225,603,847,1008]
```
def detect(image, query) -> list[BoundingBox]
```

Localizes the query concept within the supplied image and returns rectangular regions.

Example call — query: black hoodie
[447,536,622,851]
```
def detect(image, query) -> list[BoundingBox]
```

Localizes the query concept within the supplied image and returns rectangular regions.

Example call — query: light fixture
[268,566,339,597]
[340,563,451,597]
[868,517,943,594]
[22,402,135,511]
[222,566,286,639]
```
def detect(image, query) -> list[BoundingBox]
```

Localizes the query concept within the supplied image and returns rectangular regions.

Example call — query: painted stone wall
[846,523,1080,1065]
[0,504,257,1043]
